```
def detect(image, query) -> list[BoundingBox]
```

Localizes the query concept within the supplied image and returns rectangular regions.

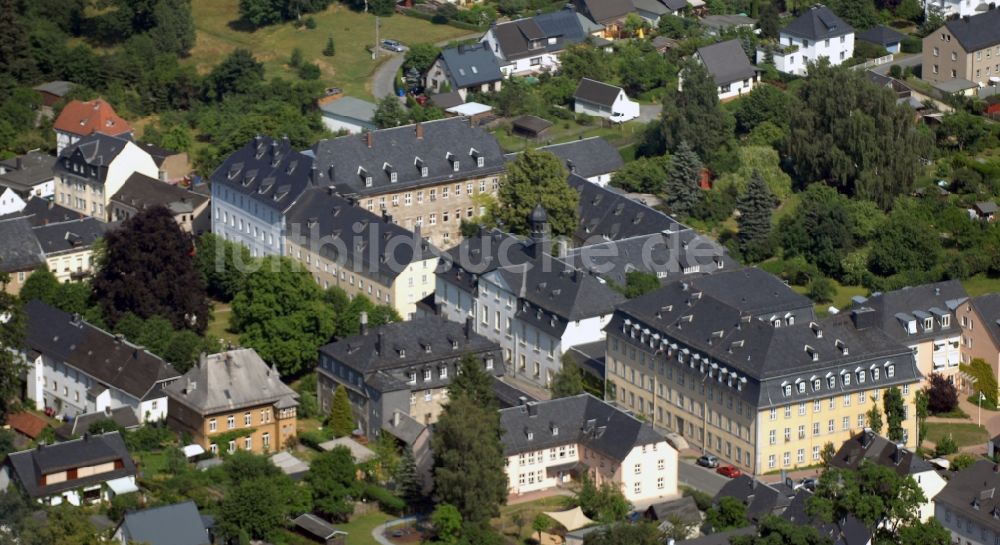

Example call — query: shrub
[304,16,317,29]
[901,36,922,53]
[806,277,836,303]
[926,373,959,414]
[361,483,406,513]
[299,63,321,80]
[681,486,713,511]
[431,14,448,24]
[935,435,958,456]
[951,453,977,470]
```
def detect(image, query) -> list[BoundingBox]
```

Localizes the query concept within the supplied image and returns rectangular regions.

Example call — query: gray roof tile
[0,151,56,194]
[32,217,109,258]
[5,431,136,499]
[529,137,625,180]
[0,217,45,272]
[164,349,298,415]
[119,501,210,545]
[491,9,593,61]
[574,78,624,108]
[696,39,757,86]
[111,173,208,214]
[208,135,316,214]
[439,43,503,89]
[944,9,1000,52]
[855,280,968,344]
[781,5,853,40]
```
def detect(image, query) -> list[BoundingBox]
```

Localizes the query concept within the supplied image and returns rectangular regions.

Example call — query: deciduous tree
[883,386,907,443]
[924,373,958,415]
[551,355,584,398]
[731,515,831,545]
[808,461,924,536]
[403,43,441,74]
[866,404,883,434]
[432,503,463,545]
[496,149,578,237]
[706,496,749,531]
[373,96,409,129]
[658,60,734,164]
[307,446,358,521]
[0,275,21,418]
[149,0,196,57]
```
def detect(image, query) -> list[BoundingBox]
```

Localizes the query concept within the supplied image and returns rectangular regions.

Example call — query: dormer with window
[796,380,806,394]
[782,382,792,397]
[812,378,822,391]
[407,371,416,384]
[423,368,432,381]
[923,316,934,331]
[835,339,848,356]
[399,348,407,359]
[857,369,866,384]
[843,372,851,387]
[804,345,818,362]
[359,166,372,188]
[470,148,484,168]
[384,162,397,183]
[447,152,459,172]
[886,363,895,378]
[414,157,427,178]
[827,375,836,389]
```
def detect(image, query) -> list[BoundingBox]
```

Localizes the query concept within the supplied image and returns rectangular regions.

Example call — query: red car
[717,465,742,478]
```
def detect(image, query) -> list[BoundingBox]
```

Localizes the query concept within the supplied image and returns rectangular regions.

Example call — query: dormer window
[941,315,951,328]
[827,375,836,389]
[552,425,559,436]
[857,370,865,384]
[886,364,895,378]
[399,349,406,359]
[813,378,821,391]
[796,381,806,394]
[923,317,933,331]
[527,431,534,440]
[872,368,880,381]
[453,160,459,172]
[783,384,792,397]
[390,172,397,183]
[843,373,851,386]
[439,366,447,379]
[423,368,431,381]
[424,343,432,353]
[485,357,494,370]
[407,371,416,383]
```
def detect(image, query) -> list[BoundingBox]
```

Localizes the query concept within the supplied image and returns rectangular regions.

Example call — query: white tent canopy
[106,476,139,495]
[544,507,595,532]
[446,102,492,116]
[181,444,205,458]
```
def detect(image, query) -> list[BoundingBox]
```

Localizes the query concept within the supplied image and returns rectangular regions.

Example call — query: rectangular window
[209,418,217,432]
[842,416,850,430]
[244,412,251,426]
[768,455,776,469]
[227,415,235,429]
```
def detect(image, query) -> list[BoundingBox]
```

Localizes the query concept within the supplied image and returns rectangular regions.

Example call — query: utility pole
[373,16,380,60]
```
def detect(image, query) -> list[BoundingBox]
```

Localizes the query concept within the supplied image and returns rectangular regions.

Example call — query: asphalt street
[678,458,730,497]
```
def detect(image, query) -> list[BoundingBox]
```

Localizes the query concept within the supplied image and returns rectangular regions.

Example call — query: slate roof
[319,316,503,394]
[438,228,534,294]
[713,475,795,522]
[781,5,853,40]
[854,279,968,344]
[0,197,83,226]
[856,24,905,46]
[970,293,1000,349]
[573,0,634,24]
[696,39,757,86]
[5,431,136,499]
[0,217,45,272]
[569,174,681,244]
[429,91,465,109]
[975,201,998,215]
[119,501,210,545]
[0,151,56,194]
[644,496,701,524]
[284,187,436,285]
[209,135,315,214]
[32,81,75,97]
[294,514,346,541]
[111,173,208,215]
[164,349,298,416]
[574,78,623,108]
[310,118,506,196]
[701,14,757,31]
[830,429,934,476]
[529,137,624,179]
[319,96,377,122]
[53,99,131,137]
[135,142,181,167]
[611,272,920,407]
[945,9,1000,52]
[499,393,666,459]
[54,133,133,185]
[32,217,109,257]
[56,407,140,440]
[24,300,180,400]
[782,490,872,545]
[493,377,538,408]
[936,459,1000,528]
[490,9,592,61]
[439,43,503,89]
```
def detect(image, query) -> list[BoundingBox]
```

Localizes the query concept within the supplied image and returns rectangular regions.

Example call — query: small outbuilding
[292,513,348,545]
[511,115,554,139]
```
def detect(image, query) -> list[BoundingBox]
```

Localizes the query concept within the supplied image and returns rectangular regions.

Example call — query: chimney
[360,311,369,335]
[393,411,400,427]
[464,315,473,339]
[415,123,423,139]
[518,396,528,406]
[15,156,22,170]
[366,132,373,149]
[526,402,538,417]
[376,332,383,355]
[104,406,112,416]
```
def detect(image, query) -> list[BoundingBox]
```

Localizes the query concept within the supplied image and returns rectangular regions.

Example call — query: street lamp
[980,391,986,428]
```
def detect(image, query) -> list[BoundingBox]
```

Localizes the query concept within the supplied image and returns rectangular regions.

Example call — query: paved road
[638,103,662,124]
[371,52,406,100]
[371,516,417,545]
[678,458,729,497]
[868,54,922,75]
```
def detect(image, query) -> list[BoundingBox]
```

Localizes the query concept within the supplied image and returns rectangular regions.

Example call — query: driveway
[371,52,406,100]
[868,54,922,75]
[678,458,729,496]
[637,103,662,124]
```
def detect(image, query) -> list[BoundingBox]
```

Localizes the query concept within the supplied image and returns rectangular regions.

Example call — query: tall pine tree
[323,37,336,57]
[328,384,355,437]
[450,353,498,408]
[664,141,703,218]
[396,445,421,504]
[736,171,775,262]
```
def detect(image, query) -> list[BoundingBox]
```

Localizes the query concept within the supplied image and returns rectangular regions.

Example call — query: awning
[105,477,138,495]
[545,461,584,476]
[446,102,492,116]
[182,444,205,458]
[544,507,596,532]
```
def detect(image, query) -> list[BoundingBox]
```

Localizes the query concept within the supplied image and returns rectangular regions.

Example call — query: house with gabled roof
[53,99,132,155]
[756,5,854,76]
[426,43,503,99]
[933,459,1000,545]
[573,0,635,37]
[114,501,213,545]
[0,217,45,295]
[110,172,209,233]
[573,78,640,121]
[500,394,677,502]
[0,151,57,200]
[53,133,158,220]
[22,300,180,422]
[856,24,906,53]
[694,39,759,101]
[921,9,1000,89]
[0,431,138,506]
[481,9,607,77]
[517,137,624,186]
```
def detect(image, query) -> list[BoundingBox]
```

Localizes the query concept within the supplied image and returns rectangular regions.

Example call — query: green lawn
[206,302,239,347]
[189,0,471,98]
[492,119,643,154]
[791,279,868,318]
[496,495,573,542]
[962,274,1000,297]
[925,422,989,448]
[136,450,171,479]
[341,511,395,545]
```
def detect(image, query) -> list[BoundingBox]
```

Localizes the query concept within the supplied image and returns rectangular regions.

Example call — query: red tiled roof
[5,411,49,439]
[53,99,132,138]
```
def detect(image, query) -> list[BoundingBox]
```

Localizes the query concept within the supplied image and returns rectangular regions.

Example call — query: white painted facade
[913,467,947,521]
[55,141,157,219]
[925,0,981,19]
[211,184,286,258]
[757,32,854,76]
[25,353,170,423]
[574,89,641,120]
[716,76,758,101]
[480,32,563,77]
[0,187,25,215]
[321,116,371,135]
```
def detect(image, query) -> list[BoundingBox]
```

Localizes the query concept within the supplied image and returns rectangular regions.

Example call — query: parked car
[610,110,638,123]
[796,477,817,492]
[696,454,719,468]
[716,465,741,478]
[381,39,406,52]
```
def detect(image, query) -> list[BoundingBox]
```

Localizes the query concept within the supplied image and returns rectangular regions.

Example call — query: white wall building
[693,39,760,101]
[53,134,158,220]
[757,5,854,76]
[573,78,641,121]
[0,187,25,215]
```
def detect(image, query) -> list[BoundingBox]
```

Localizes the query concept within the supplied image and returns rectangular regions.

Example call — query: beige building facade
[958,295,1000,393]
[922,10,1000,87]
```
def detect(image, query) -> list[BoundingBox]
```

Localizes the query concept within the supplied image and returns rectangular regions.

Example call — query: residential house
[32,81,76,108]
[309,118,506,248]
[933,459,1000,545]
[971,201,998,221]
[524,137,625,186]
[0,196,84,227]
[56,406,140,441]
[856,25,906,54]
[164,349,299,456]
[114,501,213,545]
[110,172,210,233]
[319,96,378,135]
[756,5,854,76]
[284,187,438,319]
[573,0,635,37]
[33,216,109,283]
[606,270,922,473]
[137,142,192,184]
[926,0,992,21]
[0,187,24,215]
[53,99,132,155]
[632,0,688,25]
[0,431,138,506]
[425,43,503,100]
[855,280,967,386]
[713,476,797,523]
[0,217,45,295]
[317,315,503,439]
[0,151,57,199]
[573,78,640,120]
[500,394,678,503]
[209,135,316,257]
[830,429,946,521]
[693,39,759,101]
[701,14,757,36]
[481,9,605,77]
[922,9,1000,88]
[643,496,702,536]
[957,293,1000,386]
[53,133,159,220]
[22,300,180,422]
[783,490,873,545]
